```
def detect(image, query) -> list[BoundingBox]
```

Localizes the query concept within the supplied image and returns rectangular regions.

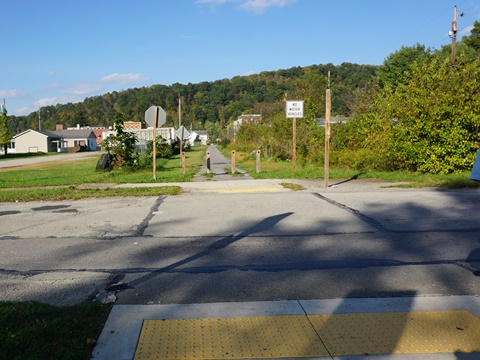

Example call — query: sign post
[286,100,304,175]
[145,106,166,180]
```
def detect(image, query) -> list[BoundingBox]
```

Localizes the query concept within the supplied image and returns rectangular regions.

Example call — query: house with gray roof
[50,129,97,151]
[11,129,96,154]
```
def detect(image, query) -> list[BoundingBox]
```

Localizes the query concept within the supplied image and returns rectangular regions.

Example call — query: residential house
[188,130,209,146]
[11,129,67,153]
[50,130,97,152]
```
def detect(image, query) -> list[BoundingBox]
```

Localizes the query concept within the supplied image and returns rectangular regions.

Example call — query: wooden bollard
[181,151,186,174]
[206,151,211,173]
[231,150,236,174]
[256,150,261,173]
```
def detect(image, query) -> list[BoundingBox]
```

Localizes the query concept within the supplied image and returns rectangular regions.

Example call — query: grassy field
[225,149,478,189]
[0,147,207,202]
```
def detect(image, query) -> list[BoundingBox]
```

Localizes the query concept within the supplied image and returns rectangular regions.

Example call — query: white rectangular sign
[286,101,304,118]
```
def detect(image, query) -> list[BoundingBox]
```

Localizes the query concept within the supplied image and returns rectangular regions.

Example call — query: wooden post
[231,150,236,174]
[292,117,297,175]
[256,150,261,173]
[324,84,331,188]
[450,6,458,71]
[180,126,185,174]
[181,151,186,174]
[206,151,211,173]
[152,107,157,180]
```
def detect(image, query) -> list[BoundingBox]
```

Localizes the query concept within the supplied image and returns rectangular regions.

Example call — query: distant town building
[123,121,146,130]
[232,114,262,138]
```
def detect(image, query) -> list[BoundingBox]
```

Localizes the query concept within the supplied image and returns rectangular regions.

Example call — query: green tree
[205,120,222,142]
[0,105,10,155]
[102,113,138,168]
[463,21,480,51]
[377,44,429,89]
[390,54,480,173]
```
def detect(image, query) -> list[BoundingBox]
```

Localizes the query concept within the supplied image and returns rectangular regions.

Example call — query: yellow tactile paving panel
[134,311,480,360]
[134,315,329,359]
[310,310,480,356]
[200,188,280,193]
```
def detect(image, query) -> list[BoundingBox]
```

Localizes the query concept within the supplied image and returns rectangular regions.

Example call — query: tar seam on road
[134,196,165,237]
[312,193,390,233]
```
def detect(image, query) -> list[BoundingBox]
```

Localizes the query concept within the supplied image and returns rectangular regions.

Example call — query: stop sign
[145,106,166,127]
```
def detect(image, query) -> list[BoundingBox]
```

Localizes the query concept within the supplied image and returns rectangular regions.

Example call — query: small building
[50,130,97,152]
[123,121,146,130]
[11,129,67,153]
[102,127,175,151]
[189,130,209,146]
[232,114,262,138]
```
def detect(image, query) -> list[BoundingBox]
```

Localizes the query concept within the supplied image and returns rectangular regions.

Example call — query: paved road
[0,180,479,306]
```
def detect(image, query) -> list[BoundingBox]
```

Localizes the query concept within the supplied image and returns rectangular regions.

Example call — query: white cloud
[196,0,231,5]
[14,106,31,116]
[34,97,63,108]
[63,83,104,96]
[99,73,149,84]
[0,89,27,98]
[34,95,89,109]
[460,25,474,36]
[196,0,296,13]
[239,0,296,13]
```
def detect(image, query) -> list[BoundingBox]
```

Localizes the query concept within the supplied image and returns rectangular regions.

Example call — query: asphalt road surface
[0,181,479,306]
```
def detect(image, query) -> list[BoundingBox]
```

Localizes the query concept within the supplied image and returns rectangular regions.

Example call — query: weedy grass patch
[219,148,476,188]
[0,301,111,360]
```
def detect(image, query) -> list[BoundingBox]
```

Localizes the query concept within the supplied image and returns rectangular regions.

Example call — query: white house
[188,130,208,146]
[50,130,97,151]
[11,130,67,153]
[11,129,96,153]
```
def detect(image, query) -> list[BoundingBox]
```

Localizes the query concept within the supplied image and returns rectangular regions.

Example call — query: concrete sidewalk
[92,296,480,360]
[193,144,253,181]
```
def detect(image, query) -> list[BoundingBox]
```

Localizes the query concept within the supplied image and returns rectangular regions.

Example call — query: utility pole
[450,5,458,70]
[324,71,331,188]
[178,96,182,128]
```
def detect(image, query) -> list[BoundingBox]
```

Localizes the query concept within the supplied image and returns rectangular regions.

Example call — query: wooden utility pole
[179,97,185,173]
[450,5,458,70]
[152,107,157,180]
[324,71,331,188]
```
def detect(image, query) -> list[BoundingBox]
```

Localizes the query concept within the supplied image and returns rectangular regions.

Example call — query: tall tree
[0,105,10,155]
[463,21,480,51]
[377,44,429,90]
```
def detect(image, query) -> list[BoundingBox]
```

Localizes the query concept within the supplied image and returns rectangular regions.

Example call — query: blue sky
[1,0,479,116]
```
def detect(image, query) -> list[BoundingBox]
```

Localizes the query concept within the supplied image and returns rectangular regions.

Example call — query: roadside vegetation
[219,148,477,189]
[0,146,206,202]
[0,301,111,360]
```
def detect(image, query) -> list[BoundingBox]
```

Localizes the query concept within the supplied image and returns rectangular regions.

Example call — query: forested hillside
[8,62,377,134]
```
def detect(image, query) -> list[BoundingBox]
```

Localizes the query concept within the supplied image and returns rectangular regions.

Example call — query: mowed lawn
[0,147,207,201]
